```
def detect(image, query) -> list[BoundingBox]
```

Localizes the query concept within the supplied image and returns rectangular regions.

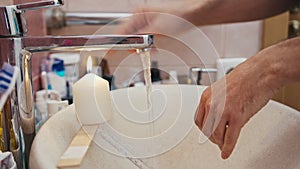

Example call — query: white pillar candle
[73,73,112,125]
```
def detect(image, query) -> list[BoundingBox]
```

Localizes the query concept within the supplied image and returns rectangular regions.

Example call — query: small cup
[47,100,69,117]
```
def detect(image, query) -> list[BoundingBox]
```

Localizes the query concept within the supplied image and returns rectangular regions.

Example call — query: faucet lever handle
[189,67,217,85]
[16,0,63,11]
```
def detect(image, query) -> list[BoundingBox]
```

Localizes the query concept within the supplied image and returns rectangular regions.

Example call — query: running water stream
[140,50,152,109]
[139,50,156,168]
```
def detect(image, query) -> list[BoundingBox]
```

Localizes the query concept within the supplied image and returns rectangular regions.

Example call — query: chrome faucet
[189,67,217,85]
[0,1,153,168]
[46,8,132,28]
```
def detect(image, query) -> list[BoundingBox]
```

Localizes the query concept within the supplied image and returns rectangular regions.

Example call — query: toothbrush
[41,58,52,90]
[0,63,19,111]
[41,71,48,98]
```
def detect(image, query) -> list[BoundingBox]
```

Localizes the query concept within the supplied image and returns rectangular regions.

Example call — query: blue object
[52,58,65,77]
[0,63,15,93]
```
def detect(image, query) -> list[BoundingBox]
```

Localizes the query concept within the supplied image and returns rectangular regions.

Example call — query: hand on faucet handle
[116,1,197,36]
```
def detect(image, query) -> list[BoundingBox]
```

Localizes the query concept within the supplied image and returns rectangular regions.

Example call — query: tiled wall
[50,0,263,87]
[202,22,263,58]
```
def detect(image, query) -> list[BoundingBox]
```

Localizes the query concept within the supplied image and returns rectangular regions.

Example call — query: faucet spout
[0,1,154,168]
[23,34,153,52]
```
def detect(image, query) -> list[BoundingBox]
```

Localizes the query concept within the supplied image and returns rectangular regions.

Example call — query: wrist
[259,55,284,96]
[262,38,300,88]
[233,50,283,98]
[252,46,288,96]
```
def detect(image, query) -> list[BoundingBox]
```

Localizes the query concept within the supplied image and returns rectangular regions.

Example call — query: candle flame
[87,56,92,73]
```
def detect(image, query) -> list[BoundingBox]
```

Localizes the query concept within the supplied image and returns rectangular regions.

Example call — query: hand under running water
[117,0,300,160]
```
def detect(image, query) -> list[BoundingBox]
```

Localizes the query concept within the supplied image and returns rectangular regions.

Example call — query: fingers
[194,91,207,129]
[221,124,241,159]
[116,7,150,34]
[201,103,215,137]
[195,87,241,160]
[211,119,228,150]
[116,14,147,34]
[195,88,219,142]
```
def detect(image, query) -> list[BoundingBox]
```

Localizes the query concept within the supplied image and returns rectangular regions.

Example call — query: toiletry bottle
[100,59,116,90]
[151,61,161,83]
[52,58,65,77]
[35,91,48,131]
[48,58,67,98]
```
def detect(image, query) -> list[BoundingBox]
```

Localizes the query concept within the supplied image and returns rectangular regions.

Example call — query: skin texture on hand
[117,0,299,35]
[195,36,300,159]
[116,0,300,160]
[195,59,276,159]
[116,0,198,35]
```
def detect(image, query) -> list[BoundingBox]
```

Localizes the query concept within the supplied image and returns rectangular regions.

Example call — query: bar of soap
[73,73,112,125]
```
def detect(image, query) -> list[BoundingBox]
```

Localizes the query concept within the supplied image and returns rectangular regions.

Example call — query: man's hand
[116,1,198,35]
[195,54,278,159]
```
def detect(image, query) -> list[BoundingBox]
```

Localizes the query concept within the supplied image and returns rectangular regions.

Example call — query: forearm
[262,37,300,87]
[241,37,300,95]
[186,0,299,25]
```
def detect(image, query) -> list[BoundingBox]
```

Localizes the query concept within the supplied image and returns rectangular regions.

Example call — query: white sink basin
[30,85,300,169]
